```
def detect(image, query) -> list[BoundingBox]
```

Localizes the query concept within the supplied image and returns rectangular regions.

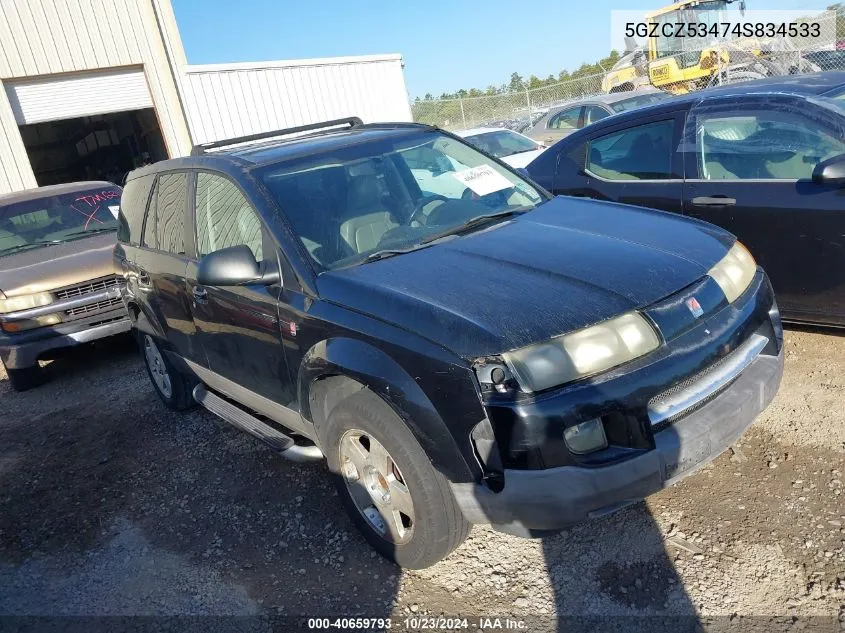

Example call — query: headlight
[1,314,61,332]
[708,241,756,303]
[0,292,54,314]
[501,311,660,393]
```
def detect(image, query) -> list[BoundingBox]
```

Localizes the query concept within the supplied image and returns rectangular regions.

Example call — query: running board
[193,384,323,462]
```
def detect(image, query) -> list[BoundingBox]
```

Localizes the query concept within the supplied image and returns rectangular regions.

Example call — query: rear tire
[322,390,471,569]
[138,331,194,411]
[5,363,43,392]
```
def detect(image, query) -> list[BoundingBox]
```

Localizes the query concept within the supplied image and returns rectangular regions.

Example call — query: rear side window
[117,175,154,244]
[195,173,263,261]
[587,119,676,180]
[548,107,582,130]
[155,173,187,254]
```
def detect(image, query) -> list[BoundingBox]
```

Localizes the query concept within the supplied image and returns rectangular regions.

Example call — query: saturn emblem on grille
[686,296,704,318]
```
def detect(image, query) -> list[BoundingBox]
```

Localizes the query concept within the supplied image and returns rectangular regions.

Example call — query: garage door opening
[19,108,167,187]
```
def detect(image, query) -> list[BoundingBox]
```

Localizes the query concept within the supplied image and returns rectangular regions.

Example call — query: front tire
[138,332,194,411]
[322,390,471,569]
[5,363,43,392]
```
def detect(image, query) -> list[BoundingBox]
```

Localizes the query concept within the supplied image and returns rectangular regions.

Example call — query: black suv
[116,118,784,568]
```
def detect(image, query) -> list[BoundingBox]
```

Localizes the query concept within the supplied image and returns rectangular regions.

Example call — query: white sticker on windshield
[451,165,513,196]
[108,205,120,218]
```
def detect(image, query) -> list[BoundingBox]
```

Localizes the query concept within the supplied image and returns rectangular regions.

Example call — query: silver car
[527,90,670,145]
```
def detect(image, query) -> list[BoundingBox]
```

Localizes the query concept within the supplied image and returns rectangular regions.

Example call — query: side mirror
[196,245,280,287]
[515,167,531,179]
[812,153,845,186]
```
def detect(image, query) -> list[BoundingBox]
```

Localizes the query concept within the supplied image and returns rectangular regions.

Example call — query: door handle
[192,287,208,303]
[691,196,737,207]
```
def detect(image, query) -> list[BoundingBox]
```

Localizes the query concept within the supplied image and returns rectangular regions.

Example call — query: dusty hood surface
[318,197,734,358]
[0,231,118,297]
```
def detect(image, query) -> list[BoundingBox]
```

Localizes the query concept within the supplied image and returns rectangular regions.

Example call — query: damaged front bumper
[452,270,784,535]
[451,342,783,534]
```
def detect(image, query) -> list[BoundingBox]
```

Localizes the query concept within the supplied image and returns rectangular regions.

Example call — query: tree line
[416,50,622,102]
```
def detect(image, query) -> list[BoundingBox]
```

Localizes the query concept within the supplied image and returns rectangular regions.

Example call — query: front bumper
[453,270,783,534]
[452,343,783,532]
[0,309,130,369]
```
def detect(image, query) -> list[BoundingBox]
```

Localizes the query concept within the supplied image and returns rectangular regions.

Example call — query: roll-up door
[5,68,154,125]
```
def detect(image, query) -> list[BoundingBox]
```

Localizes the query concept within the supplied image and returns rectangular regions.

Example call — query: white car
[456,127,546,168]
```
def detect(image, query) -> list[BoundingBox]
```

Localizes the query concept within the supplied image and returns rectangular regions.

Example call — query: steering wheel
[408,195,449,227]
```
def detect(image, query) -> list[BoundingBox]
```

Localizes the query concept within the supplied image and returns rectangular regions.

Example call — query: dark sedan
[527,72,845,327]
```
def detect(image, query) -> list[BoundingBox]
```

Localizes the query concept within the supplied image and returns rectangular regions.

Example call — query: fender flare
[298,337,478,483]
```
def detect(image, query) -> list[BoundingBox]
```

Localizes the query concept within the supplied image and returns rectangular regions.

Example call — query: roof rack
[190,117,363,156]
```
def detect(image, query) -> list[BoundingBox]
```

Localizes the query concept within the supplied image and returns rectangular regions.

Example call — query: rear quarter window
[118,175,155,245]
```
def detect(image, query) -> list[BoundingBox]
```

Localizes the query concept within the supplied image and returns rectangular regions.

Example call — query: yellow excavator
[602,0,821,94]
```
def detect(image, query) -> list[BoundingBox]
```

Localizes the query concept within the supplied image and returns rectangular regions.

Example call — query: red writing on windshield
[75,190,120,208]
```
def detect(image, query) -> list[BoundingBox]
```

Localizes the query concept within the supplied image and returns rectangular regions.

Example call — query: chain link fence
[411,10,845,134]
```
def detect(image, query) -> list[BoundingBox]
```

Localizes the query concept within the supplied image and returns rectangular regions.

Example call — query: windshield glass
[610,92,670,113]
[0,185,121,257]
[257,131,545,270]
[462,130,539,158]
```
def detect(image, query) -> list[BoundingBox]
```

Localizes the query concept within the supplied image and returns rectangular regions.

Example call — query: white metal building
[0,0,411,195]
[182,55,412,146]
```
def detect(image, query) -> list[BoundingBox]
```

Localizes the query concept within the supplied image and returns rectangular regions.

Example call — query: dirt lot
[0,329,843,627]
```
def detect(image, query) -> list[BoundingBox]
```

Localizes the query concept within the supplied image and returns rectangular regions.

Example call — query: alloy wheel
[339,429,415,544]
[143,335,172,399]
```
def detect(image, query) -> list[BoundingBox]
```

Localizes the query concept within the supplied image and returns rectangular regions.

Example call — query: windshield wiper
[363,245,427,263]
[420,208,529,245]
[360,208,531,265]
[0,241,63,255]
[62,227,117,239]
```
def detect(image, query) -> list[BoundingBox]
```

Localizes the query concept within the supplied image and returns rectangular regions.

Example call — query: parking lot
[0,327,842,621]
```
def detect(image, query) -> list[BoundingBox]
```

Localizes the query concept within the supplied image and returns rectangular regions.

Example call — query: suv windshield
[0,185,121,257]
[462,130,539,158]
[257,130,546,270]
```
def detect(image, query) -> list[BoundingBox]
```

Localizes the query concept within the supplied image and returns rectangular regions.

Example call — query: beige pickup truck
[0,181,130,391]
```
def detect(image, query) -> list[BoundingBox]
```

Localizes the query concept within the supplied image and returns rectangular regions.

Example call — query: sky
[171,0,832,100]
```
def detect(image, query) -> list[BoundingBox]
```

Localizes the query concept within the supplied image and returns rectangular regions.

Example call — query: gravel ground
[0,329,843,628]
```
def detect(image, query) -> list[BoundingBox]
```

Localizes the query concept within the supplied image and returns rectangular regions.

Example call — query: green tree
[508,72,525,92]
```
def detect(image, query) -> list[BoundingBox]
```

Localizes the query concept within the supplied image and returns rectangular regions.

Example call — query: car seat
[340,175,399,254]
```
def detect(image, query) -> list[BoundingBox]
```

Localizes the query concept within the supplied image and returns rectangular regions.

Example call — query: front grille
[648,334,768,427]
[54,275,120,300]
[65,297,123,318]
[53,275,123,320]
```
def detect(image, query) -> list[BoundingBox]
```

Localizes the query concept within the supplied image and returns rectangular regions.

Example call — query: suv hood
[318,197,734,359]
[0,231,118,297]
